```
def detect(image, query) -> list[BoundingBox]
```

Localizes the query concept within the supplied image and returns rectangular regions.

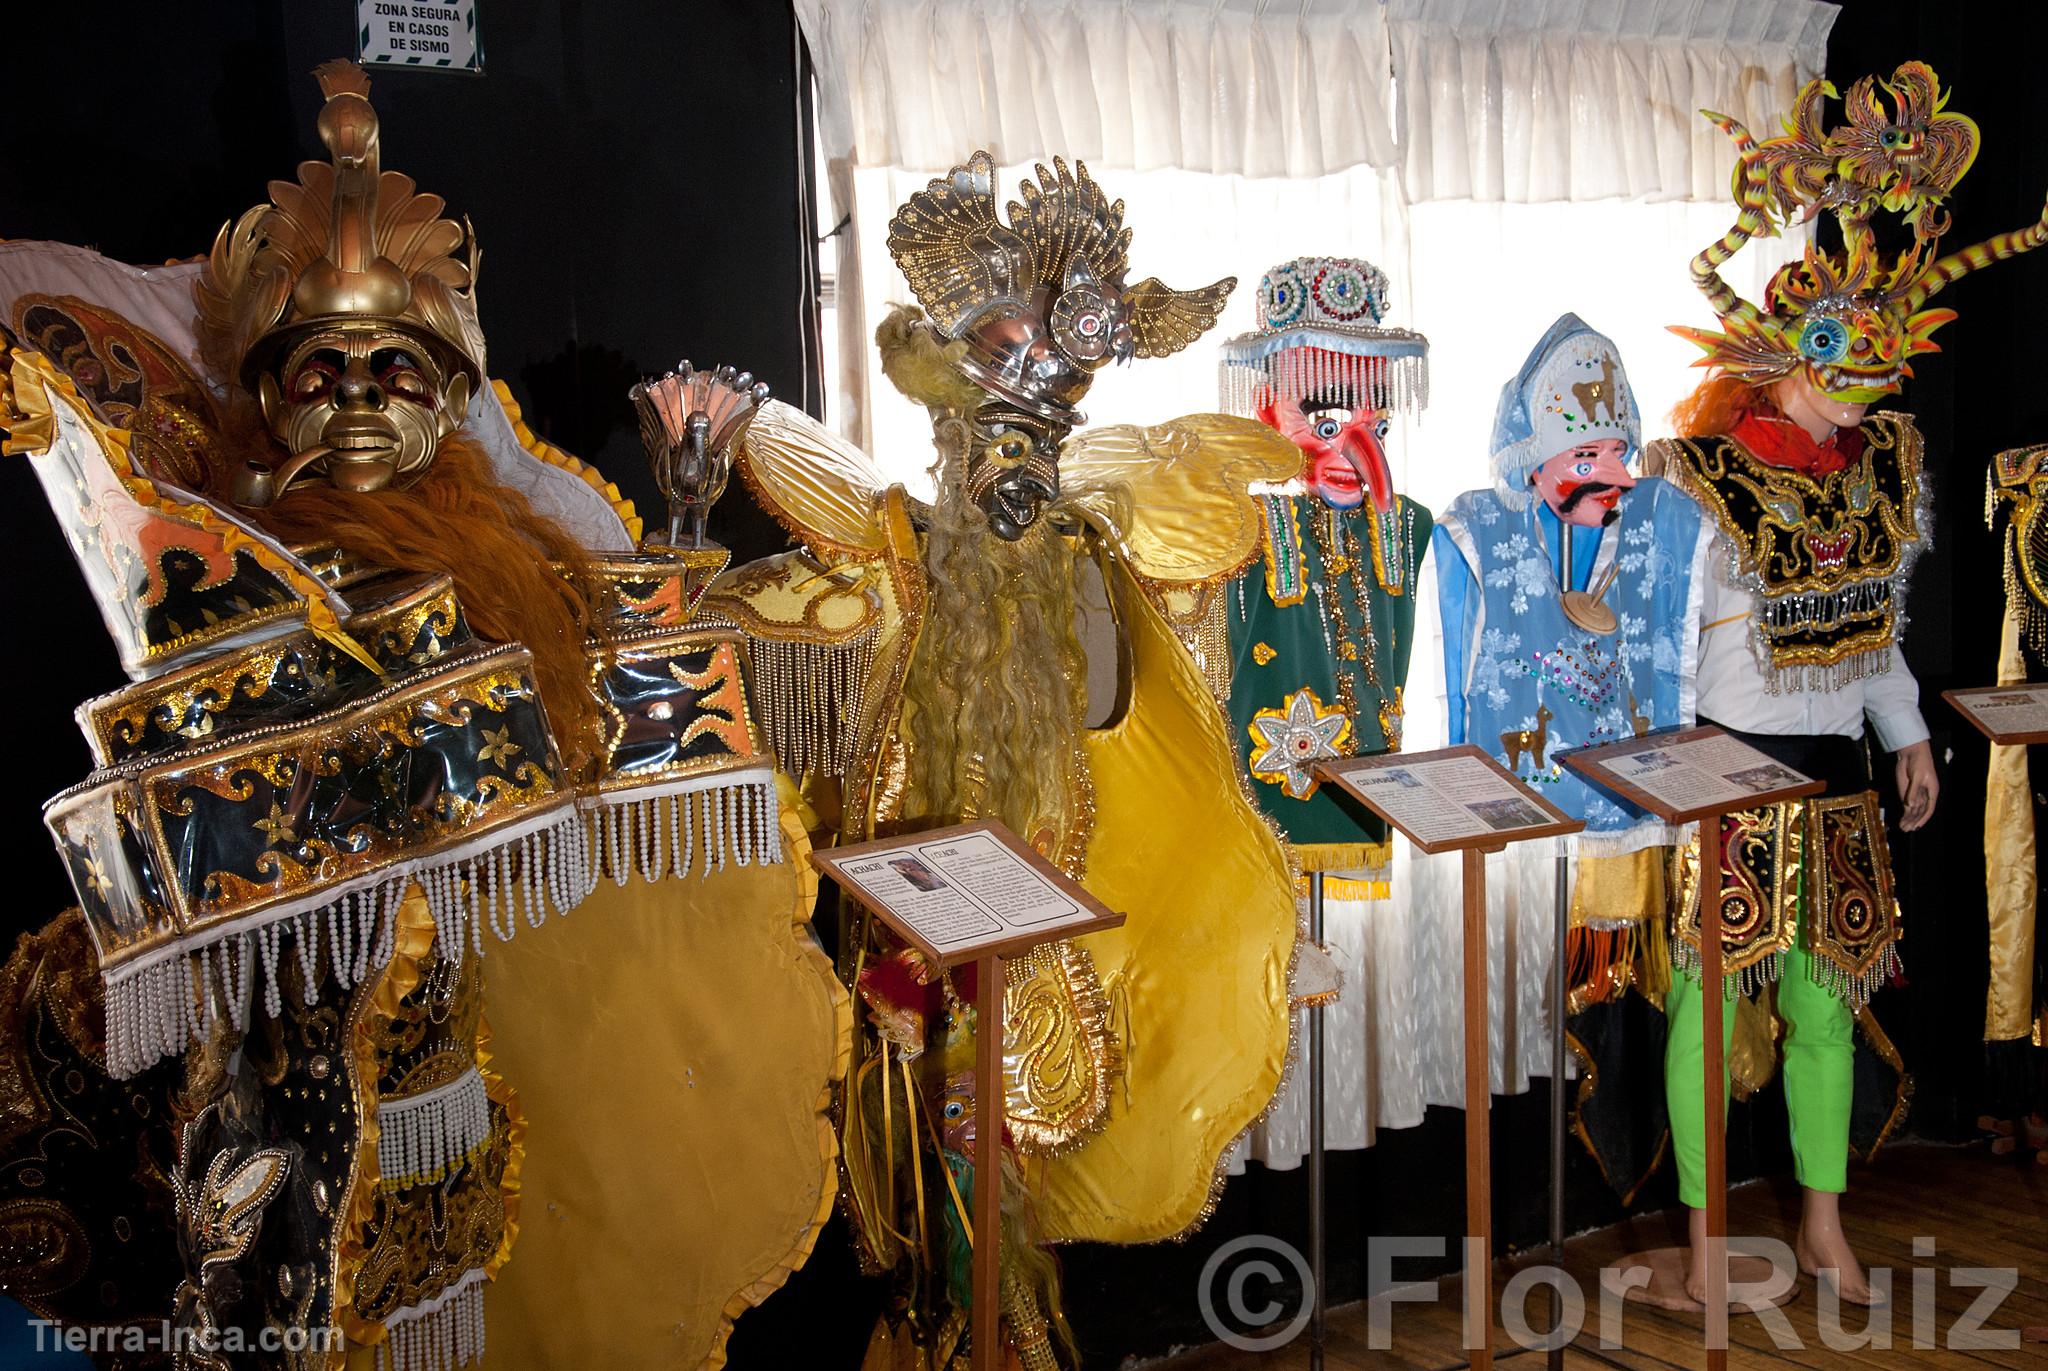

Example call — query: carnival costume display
[1212,256,1433,1161]
[1429,314,1709,1195]
[710,151,1303,1366]
[1652,59,2047,1298]
[1983,442,2048,1150]
[0,61,847,1369]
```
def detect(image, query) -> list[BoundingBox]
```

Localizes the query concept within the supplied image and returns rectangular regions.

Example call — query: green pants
[1665,933,1854,1207]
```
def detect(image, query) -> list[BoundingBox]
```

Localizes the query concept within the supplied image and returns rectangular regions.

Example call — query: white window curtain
[1390,0,1837,204]
[799,0,1834,470]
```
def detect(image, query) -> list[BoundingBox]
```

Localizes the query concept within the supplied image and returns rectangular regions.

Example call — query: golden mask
[197,59,484,505]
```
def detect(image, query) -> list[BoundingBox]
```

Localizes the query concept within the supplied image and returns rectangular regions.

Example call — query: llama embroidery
[1501,703,1554,771]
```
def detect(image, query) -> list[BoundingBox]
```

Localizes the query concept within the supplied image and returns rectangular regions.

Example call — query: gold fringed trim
[747,630,881,780]
[1295,874,1389,902]
[1292,840,1393,876]
[490,379,642,543]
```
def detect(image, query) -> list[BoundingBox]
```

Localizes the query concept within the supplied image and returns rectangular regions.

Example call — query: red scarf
[1730,410,1865,477]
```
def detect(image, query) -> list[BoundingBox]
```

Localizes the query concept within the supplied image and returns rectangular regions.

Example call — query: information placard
[1562,726,1821,823]
[1315,745,1583,854]
[358,0,483,73]
[1944,684,2048,746]
[812,822,1124,966]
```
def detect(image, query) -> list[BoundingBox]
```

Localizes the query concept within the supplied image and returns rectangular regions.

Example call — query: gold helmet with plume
[198,59,484,502]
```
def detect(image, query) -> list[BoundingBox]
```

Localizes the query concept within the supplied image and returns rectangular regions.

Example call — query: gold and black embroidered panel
[1673,790,1901,1007]
[0,912,184,1336]
[1658,413,1927,683]
[47,644,572,974]
[587,626,767,795]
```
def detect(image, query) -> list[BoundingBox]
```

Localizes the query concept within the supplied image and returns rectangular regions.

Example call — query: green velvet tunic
[1226,491,1432,857]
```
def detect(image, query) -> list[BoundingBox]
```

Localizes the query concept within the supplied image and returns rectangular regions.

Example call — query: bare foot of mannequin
[1681,1193,1883,1308]
[1793,1189,1884,1306]
[1682,1205,1712,1306]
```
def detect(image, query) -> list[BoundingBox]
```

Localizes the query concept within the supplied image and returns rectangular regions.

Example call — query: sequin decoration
[1247,687,1352,800]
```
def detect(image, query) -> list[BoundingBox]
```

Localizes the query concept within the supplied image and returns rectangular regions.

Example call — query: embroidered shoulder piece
[1059,413,1303,587]
[1988,442,2048,652]
[1655,412,1927,691]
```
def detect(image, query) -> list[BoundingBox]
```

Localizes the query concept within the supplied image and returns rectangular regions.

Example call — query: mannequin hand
[1893,739,1938,832]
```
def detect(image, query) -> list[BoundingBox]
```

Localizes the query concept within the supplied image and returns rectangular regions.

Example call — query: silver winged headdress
[885,151,1234,426]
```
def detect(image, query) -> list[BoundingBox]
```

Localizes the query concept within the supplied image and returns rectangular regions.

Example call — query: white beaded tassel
[377,1065,491,1190]
[376,1266,487,1371]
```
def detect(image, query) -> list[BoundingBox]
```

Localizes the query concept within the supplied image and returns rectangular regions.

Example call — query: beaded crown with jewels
[885,151,1235,424]
[1674,61,2048,399]
[1218,256,1429,421]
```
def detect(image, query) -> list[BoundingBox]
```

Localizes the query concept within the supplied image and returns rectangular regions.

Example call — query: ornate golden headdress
[1674,62,2047,401]
[886,151,1232,424]
[197,59,484,395]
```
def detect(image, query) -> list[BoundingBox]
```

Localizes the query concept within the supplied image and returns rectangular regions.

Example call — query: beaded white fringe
[1218,347,1430,421]
[587,770,783,886]
[100,808,593,1080]
[374,1265,486,1371]
[378,1065,490,1190]
[745,634,877,780]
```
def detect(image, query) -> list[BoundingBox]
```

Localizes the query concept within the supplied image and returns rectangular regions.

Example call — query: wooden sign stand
[1318,745,1584,1370]
[811,822,1126,1371]
[1563,727,1822,1371]
[1944,684,2048,745]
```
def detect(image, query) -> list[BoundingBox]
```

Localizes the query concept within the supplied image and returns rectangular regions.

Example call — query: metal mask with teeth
[886,150,1235,538]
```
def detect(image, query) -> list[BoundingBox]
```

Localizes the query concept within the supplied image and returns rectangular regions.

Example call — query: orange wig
[251,436,605,774]
[1669,372,1780,439]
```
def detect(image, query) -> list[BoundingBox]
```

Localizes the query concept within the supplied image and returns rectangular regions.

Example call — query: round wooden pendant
[1560,588,1618,635]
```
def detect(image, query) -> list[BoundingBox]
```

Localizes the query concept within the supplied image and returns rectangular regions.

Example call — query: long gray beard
[903,417,1086,838]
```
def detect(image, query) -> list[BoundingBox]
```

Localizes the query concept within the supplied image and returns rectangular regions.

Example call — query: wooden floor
[1157,1142,2046,1369]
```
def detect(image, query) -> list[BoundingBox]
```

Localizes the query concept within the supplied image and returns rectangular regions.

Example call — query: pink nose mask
[1531,441,1634,527]
[1263,398,1394,512]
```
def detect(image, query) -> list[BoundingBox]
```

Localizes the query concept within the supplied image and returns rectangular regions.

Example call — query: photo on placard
[887,855,949,892]
[1376,767,1424,789]
[1467,796,1549,831]
[1622,748,1681,773]
[1725,763,1802,794]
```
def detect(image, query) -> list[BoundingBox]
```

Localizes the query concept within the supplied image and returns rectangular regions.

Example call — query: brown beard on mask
[246,433,605,776]
[899,412,1090,863]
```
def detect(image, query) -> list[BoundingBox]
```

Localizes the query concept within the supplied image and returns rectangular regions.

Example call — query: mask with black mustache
[1557,480,1626,525]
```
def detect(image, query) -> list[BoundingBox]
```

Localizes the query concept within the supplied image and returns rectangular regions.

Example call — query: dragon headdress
[1674,61,2048,401]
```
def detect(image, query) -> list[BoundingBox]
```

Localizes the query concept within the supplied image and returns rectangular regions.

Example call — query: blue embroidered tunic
[1433,479,1704,845]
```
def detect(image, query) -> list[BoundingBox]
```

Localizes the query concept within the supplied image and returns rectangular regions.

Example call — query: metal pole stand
[1308,869,1327,1371]
[1548,843,1570,1371]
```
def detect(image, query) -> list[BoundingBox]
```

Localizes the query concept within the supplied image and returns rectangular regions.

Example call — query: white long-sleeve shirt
[1693,535,1930,753]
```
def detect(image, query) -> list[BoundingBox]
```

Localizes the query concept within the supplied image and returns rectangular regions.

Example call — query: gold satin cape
[728,404,1300,1244]
[477,800,850,1368]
